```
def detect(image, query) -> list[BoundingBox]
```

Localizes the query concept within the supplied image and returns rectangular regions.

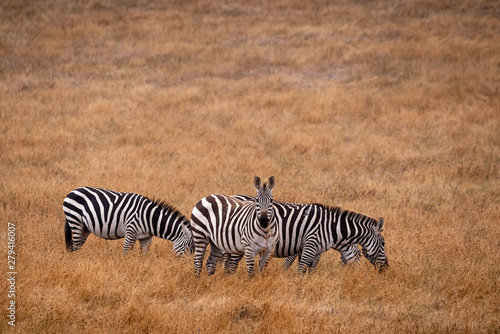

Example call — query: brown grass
[1,0,499,332]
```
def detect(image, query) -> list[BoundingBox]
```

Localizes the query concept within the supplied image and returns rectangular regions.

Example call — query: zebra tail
[64,220,72,251]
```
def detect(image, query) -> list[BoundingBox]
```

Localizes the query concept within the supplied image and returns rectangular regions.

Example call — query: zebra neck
[251,215,276,237]
[158,210,185,240]
[140,201,185,240]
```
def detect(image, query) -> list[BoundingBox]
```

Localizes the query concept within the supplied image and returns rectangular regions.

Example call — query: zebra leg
[244,248,257,278]
[193,238,209,277]
[65,220,74,251]
[218,253,229,267]
[71,226,91,252]
[309,253,322,272]
[352,246,361,264]
[297,244,318,275]
[139,235,153,254]
[283,254,297,270]
[77,229,91,251]
[68,217,91,251]
[258,248,273,273]
[297,260,308,275]
[206,242,223,276]
[123,225,138,254]
[339,245,361,265]
[225,254,243,274]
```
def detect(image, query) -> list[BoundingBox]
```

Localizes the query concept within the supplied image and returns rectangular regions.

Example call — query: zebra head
[254,176,275,230]
[361,217,389,272]
[173,223,195,256]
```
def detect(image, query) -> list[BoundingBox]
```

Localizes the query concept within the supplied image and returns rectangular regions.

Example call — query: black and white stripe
[190,177,277,277]
[227,195,321,274]
[63,187,194,255]
[227,198,388,273]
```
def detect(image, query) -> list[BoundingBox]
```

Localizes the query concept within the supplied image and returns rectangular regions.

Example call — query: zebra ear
[267,176,275,190]
[254,176,262,189]
[182,223,192,238]
[376,217,384,232]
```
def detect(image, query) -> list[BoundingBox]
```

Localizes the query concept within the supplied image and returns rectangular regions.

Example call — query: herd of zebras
[63,176,388,277]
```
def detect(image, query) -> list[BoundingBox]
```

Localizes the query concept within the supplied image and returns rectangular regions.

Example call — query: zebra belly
[136,232,152,240]
[207,222,245,254]
[212,235,245,254]
[83,216,126,240]
[273,239,303,258]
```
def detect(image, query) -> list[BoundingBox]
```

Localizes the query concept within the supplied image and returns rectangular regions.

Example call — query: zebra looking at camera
[224,195,323,274]
[190,176,277,278]
[225,198,388,273]
[63,187,194,255]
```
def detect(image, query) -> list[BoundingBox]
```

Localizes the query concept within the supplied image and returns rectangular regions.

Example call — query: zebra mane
[147,197,189,222]
[312,203,377,225]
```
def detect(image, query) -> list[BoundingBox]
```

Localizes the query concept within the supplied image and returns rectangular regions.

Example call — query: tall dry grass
[1,0,499,332]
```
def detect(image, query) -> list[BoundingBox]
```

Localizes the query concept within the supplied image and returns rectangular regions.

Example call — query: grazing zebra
[63,187,194,255]
[190,176,277,277]
[226,197,388,273]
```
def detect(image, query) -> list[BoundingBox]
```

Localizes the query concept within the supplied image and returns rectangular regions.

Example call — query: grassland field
[0,0,499,332]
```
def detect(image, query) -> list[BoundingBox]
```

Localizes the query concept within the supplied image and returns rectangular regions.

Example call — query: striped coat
[63,187,194,255]
[190,177,277,277]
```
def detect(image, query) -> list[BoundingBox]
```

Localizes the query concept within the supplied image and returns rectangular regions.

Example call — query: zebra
[63,187,194,255]
[225,197,387,273]
[190,176,278,278]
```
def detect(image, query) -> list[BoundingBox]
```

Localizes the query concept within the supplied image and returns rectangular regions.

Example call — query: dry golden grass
[1,0,499,332]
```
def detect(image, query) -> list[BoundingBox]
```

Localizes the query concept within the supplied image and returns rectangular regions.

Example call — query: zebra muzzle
[377,260,389,273]
[259,216,270,229]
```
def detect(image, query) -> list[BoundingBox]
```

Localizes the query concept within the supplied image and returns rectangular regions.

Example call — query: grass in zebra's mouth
[1,0,499,332]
